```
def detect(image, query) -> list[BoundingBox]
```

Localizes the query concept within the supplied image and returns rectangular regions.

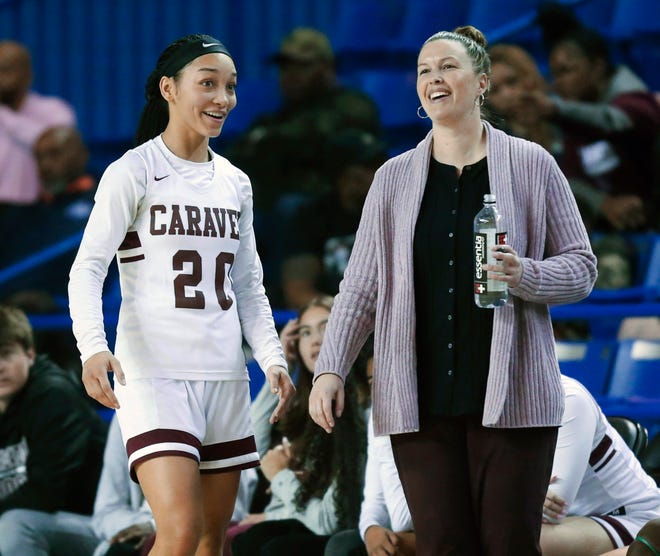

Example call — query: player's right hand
[82,350,125,409]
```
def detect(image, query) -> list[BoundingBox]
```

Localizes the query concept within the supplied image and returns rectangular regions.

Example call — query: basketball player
[69,34,295,556]
[541,376,660,556]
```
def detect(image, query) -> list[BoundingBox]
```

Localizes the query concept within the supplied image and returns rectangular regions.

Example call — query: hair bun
[454,25,488,48]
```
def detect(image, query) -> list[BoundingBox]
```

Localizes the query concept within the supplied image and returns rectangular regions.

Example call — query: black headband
[161,35,232,78]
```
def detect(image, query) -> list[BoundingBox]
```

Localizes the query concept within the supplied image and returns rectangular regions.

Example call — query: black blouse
[413,156,494,420]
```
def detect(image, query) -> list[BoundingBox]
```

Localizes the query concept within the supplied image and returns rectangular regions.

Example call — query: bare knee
[151,515,203,556]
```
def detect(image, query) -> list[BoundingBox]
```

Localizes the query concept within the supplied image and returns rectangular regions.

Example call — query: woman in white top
[541,376,660,555]
[69,34,294,556]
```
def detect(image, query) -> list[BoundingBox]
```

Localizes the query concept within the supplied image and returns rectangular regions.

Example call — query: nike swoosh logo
[154,175,169,181]
[202,42,220,48]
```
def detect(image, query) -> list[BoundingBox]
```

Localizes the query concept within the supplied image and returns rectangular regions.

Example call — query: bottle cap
[484,193,496,203]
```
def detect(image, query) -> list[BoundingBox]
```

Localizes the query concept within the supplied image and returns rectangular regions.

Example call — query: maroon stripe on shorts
[126,428,202,458]
[118,231,141,250]
[200,460,261,474]
[597,515,634,546]
[130,450,199,483]
[200,436,257,462]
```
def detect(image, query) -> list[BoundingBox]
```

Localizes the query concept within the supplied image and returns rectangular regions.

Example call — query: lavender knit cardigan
[314,121,597,436]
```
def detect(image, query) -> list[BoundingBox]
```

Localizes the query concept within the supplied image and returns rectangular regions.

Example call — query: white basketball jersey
[70,136,286,380]
[560,376,660,517]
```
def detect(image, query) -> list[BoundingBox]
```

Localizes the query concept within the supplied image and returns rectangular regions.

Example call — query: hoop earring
[477,93,485,107]
[417,106,429,119]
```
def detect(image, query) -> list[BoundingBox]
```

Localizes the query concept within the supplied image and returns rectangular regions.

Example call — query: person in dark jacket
[0,304,107,555]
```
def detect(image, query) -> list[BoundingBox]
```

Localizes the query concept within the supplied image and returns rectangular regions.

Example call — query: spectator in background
[231,295,367,556]
[0,40,76,205]
[487,43,559,154]
[528,3,660,233]
[280,129,388,309]
[323,355,416,556]
[225,28,383,303]
[0,304,107,556]
[0,126,98,303]
[91,415,155,556]
[541,375,660,556]
[226,28,382,212]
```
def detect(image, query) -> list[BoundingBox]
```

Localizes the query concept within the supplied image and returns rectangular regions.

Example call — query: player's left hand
[543,477,569,522]
[483,244,523,288]
[266,365,295,424]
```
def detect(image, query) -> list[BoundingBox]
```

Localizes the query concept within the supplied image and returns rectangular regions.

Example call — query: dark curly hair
[291,374,366,529]
[275,295,368,529]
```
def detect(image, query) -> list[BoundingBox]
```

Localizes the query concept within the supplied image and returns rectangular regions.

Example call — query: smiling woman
[308,25,597,556]
[68,33,294,556]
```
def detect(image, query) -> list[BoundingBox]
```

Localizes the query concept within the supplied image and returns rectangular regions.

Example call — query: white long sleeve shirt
[69,136,286,379]
[546,376,660,522]
[359,413,413,540]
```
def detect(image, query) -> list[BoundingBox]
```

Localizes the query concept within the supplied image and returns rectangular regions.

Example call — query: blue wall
[0,0,342,141]
[1,0,657,149]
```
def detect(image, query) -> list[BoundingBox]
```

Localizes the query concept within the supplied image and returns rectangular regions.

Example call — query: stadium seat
[609,0,660,90]
[390,0,471,54]
[607,339,660,400]
[466,0,541,42]
[247,358,266,400]
[355,69,430,154]
[555,339,617,397]
[588,233,660,303]
[331,0,404,73]
[219,78,280,140]
[641,431,660,485]
[609,0,660,40]
[573,0,619,38]
[607,415,649,457]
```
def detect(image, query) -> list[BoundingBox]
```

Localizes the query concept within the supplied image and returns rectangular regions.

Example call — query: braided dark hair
[134,34,205,146]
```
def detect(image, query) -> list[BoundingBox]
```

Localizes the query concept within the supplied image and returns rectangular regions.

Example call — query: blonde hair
[424,25,491,76]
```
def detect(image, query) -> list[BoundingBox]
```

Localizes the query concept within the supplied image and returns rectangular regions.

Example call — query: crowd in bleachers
[1,0,660,554]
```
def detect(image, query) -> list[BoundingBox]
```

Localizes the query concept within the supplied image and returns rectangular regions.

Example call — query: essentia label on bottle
[474,231,507,294]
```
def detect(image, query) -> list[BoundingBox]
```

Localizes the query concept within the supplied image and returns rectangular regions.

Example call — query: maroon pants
[390,415,558,556]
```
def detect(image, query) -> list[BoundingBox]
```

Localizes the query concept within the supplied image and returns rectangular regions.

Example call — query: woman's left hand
[239,513,266,526]
[260,441,292,481]
[484,245,523,288]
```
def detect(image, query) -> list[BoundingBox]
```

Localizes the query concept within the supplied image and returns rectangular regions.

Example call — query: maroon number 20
[173,250,234,310]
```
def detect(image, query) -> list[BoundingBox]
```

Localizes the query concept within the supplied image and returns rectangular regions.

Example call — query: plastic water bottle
[473,194,508,308]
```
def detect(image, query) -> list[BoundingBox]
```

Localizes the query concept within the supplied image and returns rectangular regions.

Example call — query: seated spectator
[0,305,107,555]
[323,356,416,556]
[4,290,82,375]
[91,414,154,556]
[488,43,560,154]
[530,3,660,233]
[226,28,382,212]
[0,125,98,302]
[280,129,388,309]
[0,40,76,205]
[224,28,383,302]
[230,295,367,556]
[540,375,660,556]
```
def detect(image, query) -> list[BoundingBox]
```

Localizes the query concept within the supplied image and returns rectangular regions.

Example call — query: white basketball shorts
[114,377,260,482]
